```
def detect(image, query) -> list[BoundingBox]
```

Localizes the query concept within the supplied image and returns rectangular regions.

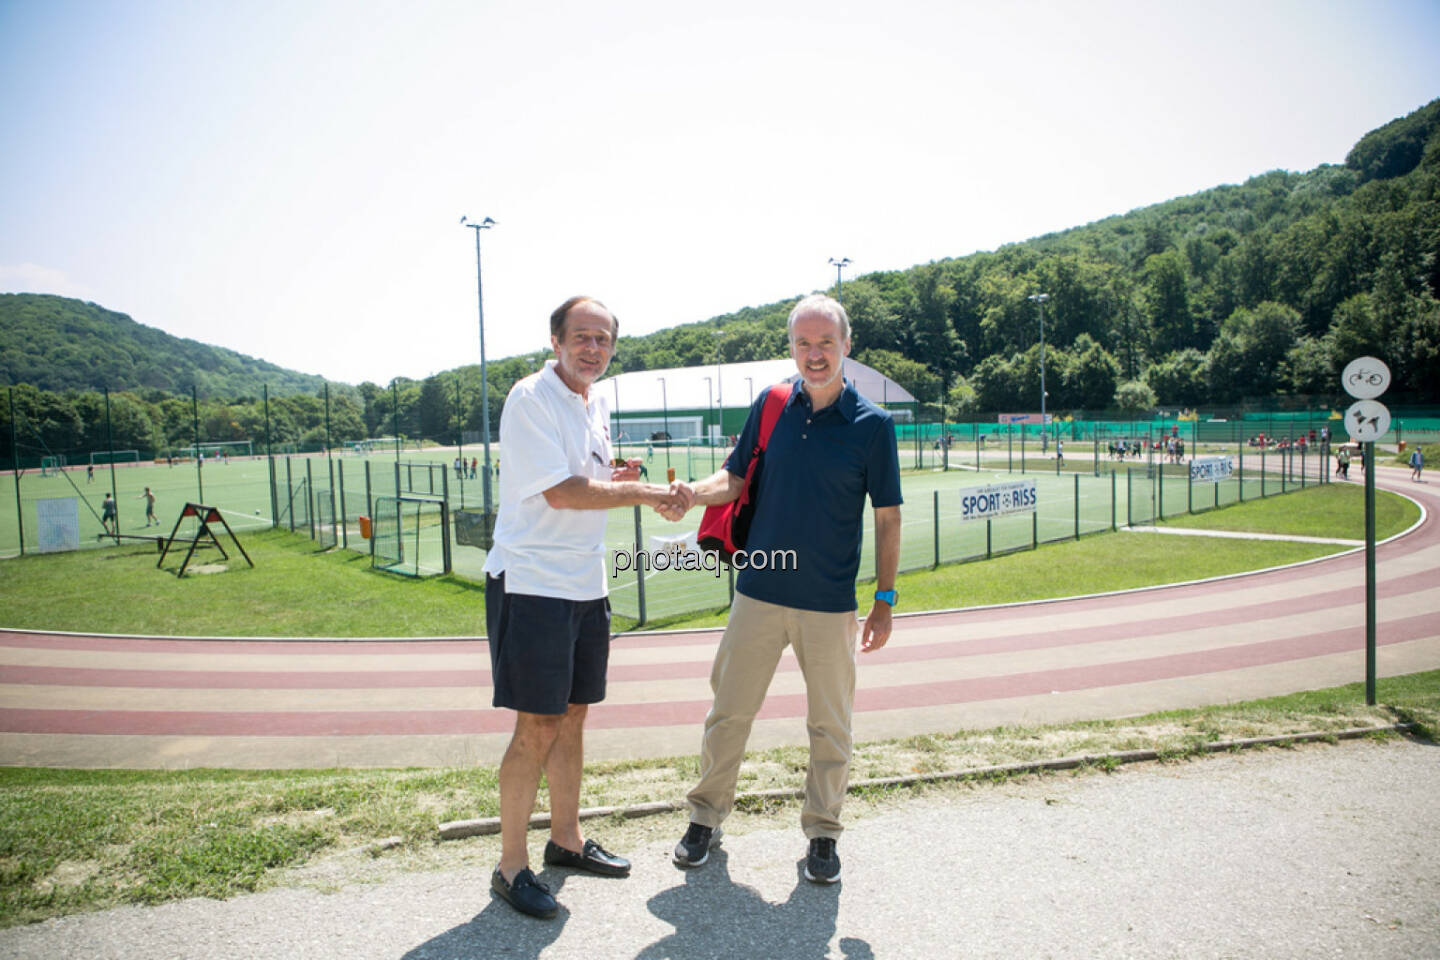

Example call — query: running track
[2,468,1436,769]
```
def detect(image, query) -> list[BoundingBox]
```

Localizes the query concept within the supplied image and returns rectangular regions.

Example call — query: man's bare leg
[544,703,588,852]
[497,711,563,881]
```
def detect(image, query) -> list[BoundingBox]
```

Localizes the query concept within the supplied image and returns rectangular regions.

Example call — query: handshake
[651,480,696,522]
[609,460,698,523]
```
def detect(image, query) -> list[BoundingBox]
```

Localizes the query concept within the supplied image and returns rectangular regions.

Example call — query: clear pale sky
[2,0,1437,386]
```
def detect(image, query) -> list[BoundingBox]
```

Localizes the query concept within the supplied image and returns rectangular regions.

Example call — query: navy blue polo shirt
[725,377,903,613]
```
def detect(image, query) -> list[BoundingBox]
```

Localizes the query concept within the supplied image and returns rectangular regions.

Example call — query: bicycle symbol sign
[1341,356,1390,400]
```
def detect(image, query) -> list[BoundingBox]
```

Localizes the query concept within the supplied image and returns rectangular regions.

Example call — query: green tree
[855,349,940,404]
[1144,349,1207,406]
[1113,379,1156,413]
[418,376,452,441]
[1062,334,1121,410]
[1142,250,1194,355]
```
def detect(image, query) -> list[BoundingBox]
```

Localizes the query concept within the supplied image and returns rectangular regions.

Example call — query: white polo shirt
[482,360,613,600]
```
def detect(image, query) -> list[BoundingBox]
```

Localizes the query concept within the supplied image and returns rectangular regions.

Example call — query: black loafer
[491,867,558,918]
[543,838,631,877]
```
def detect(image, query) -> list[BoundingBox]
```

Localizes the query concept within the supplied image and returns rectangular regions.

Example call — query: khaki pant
[686,592,860,839]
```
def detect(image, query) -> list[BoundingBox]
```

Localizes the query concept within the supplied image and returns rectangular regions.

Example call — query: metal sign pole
[1364,440,1376,705]
[1341,356,1390,707]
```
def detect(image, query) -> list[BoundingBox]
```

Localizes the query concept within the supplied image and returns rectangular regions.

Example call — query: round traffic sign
[1344,400,1391,442]
[1341,356,1390,400]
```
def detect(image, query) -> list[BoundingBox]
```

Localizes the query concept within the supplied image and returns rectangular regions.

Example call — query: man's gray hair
[787,294,851,342]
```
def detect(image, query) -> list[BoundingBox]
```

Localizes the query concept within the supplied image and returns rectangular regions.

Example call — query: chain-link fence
[3,384,1355,626]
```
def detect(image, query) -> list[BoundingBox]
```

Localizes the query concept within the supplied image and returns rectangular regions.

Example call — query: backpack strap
[754,383,793,454]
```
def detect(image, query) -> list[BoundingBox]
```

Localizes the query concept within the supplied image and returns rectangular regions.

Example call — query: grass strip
[2,670,1434,927]
[0,484,1414,637]
[1158,481,1419,540]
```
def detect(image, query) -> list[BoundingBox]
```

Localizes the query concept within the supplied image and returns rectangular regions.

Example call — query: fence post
[975,424,980,473]
[1126,468,1132,527]
[1032,508,1038,549]
[306,458,315,540]
[9,388,24,557]
[328,450,337,547]
[932,490,940,568]
[1187,463,1193,514]
[1158,460,1164,519]
[440,498,452,575]
[286,457,295,532]
[985,517,992,559]
[1239,444,1245,502]
[1074,473,1080,540]
[442,469,451,573]
[365,460,373,532]
[1111,470,1116,532]
[1261,445,1267,498]
[339,460,349,549]
[264,385,278,528]
[632,505,646,627]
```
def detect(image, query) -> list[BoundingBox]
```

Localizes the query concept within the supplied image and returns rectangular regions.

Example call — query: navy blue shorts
[485,573,612,715]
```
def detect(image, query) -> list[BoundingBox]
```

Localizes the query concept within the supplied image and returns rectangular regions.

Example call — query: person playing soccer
[136,487,158,527]
[99,492,118,538]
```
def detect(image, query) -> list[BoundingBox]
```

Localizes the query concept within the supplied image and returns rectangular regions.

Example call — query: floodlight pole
[657,376,671,471]
[612,377,621,449]
[463,215,496,521]
[1029,293,1050,452]
[704,376,715,471]
[714,329,724,447]
[829,257,852,306]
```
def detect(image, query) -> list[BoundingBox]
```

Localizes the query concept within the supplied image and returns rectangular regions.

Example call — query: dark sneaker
[491,867,558,918]
[543,838,631,877]
[804,837,840,884]
[672,822,722,867]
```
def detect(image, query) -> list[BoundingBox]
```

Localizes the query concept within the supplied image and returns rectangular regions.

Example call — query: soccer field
[0,456,278,555]
[2,444,1313,624]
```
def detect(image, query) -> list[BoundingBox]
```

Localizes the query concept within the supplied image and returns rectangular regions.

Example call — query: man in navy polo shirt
[482,295,692,918]
[672,293,902,883]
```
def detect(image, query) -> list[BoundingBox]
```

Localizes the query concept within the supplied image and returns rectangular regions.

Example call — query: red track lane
[0,612,1433,737]
[2,565,1436,691]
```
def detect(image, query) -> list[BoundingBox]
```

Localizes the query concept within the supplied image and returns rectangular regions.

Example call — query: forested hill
[611,97,1440,410]
[4,97,1438,436]
[0,293,350,400]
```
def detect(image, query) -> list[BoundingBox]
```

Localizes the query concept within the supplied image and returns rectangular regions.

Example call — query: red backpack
[696,382,792,564]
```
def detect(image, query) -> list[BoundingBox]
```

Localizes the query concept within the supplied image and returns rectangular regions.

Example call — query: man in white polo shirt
[483,295,691,919]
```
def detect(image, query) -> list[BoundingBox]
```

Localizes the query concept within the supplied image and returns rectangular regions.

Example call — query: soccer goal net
[89,450,140,466]
[175,441,254,460]
[371,496,450,577]
[39,455,68,476]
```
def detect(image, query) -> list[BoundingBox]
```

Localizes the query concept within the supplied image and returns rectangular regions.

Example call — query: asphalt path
[2,737,1435,959]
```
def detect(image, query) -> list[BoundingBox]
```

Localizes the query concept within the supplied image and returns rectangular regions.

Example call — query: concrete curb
[436,722,1418,840]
